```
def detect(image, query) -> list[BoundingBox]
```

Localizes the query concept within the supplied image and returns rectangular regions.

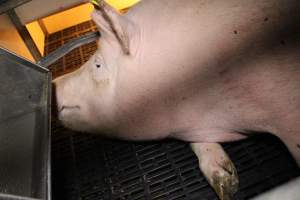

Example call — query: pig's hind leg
[190,143,238,200]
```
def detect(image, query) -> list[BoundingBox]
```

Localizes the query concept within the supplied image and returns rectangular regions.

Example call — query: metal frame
[7,9,42,61]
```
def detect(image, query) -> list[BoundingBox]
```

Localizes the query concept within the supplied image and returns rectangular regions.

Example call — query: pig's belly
[114,93,254,143]
[114,111,247,143]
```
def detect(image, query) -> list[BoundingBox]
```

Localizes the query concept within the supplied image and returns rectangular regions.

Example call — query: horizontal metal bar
[37,31,100,68]
[0,193,40,200]
[0,0,31,15]
[0,47,48,73]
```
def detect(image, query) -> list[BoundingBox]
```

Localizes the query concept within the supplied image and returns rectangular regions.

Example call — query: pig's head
[53,4,139,132]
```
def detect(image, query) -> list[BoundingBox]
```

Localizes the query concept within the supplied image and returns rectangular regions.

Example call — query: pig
[53,0,300,199]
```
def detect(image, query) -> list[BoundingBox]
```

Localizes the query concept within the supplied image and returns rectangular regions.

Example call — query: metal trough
[0,48,51,200]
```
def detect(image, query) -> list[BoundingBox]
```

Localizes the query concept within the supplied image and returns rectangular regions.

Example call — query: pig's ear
[91,4,132,55]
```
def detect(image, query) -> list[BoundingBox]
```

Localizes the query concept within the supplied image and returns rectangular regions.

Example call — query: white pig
[53,0,300,199]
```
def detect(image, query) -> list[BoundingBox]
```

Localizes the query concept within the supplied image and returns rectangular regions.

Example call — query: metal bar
[37,31,100,68]
[7,9,42,61]
[0,47,48,73]
[0,193,39,200]
[0,0,31,15]
[37,19,48,36]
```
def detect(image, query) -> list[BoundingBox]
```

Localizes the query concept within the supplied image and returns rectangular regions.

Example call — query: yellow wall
[106,0,140,10]
[26,21,45,55]
[42,3,94,34]
[0,14,34,61]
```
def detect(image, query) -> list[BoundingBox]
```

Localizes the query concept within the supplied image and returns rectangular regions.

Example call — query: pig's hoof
[190,142,239,200]
[210,159,239,200]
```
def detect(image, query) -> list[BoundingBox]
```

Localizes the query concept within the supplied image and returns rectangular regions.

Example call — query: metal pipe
[37,31,100,68]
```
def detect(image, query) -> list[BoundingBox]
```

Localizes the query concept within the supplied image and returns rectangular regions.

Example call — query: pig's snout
[51,76,84,125]
[51,79,71,118]
[51,76,93,132]
[51,80,69,119]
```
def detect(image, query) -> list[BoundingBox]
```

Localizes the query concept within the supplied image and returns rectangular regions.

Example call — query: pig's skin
[55,0,300,168]
[54,0,300,198]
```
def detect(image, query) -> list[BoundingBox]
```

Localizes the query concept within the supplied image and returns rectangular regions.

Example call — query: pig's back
[114,0,300,142]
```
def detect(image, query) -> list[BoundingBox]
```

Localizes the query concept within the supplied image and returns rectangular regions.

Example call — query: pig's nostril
[59,105,80,112]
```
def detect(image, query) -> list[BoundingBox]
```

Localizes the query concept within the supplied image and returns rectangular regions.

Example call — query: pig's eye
[94,55,103,69]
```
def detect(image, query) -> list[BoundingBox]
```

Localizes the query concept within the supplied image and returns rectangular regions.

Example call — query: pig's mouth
[57,105,87,131]
[59,105,81,113]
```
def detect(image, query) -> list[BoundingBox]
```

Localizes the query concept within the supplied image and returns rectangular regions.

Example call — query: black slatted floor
[52,121,300,200]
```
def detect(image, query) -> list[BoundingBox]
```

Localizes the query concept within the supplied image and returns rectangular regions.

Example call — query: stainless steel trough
[0,47,51,200]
